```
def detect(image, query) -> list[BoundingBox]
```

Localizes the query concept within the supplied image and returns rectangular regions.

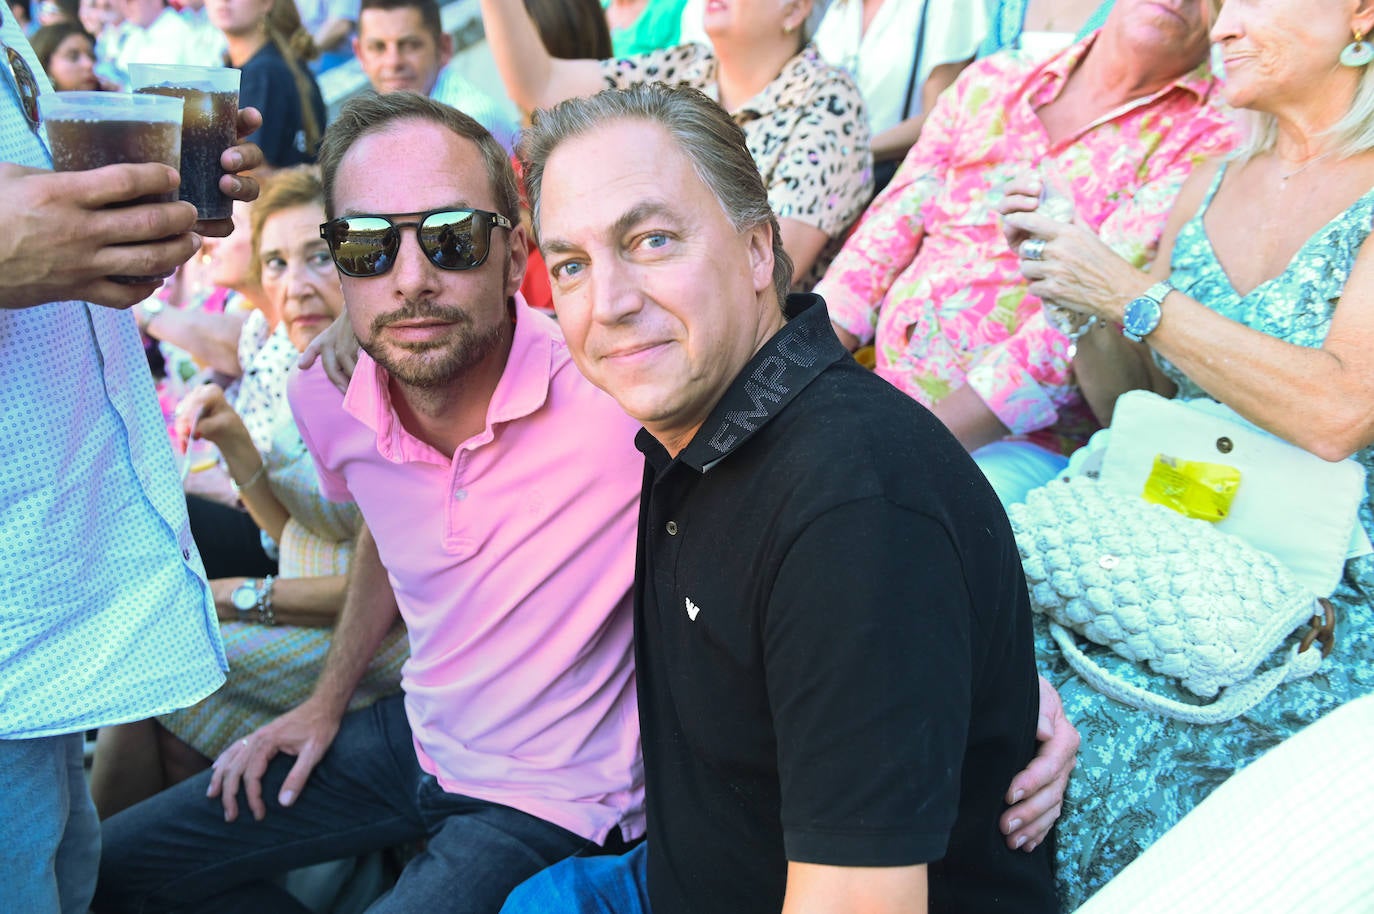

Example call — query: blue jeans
[971,440,1070,507]
[94,696,590,913]
[501,843,651,914]
[0,732,102,914]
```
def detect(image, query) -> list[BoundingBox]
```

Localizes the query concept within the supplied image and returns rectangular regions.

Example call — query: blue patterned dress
[1039,163,1374,908]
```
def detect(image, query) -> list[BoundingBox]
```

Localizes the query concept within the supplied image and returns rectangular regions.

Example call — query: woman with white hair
[1001,0,1374,904]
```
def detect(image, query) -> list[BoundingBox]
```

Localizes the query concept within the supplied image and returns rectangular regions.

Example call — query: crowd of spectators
[5,0,1374,911]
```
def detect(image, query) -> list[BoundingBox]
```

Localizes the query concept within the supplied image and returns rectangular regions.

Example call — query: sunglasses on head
[319,208,514,278]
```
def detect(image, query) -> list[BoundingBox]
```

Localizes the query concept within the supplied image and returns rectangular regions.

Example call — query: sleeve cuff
[815,281,878,346]
[784,826,951,867]
[964,351,1060,435]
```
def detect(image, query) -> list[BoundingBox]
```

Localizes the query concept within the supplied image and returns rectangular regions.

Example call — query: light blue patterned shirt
[0,7,227,739]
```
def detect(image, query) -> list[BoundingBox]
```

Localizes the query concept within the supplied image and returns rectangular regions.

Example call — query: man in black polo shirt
[506,82,1062,913]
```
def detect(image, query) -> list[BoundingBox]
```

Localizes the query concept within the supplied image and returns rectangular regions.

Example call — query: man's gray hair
[317,91,519,223]
[519,82,793,304]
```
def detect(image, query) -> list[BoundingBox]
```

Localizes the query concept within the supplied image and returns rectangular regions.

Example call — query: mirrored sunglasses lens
[331,217,397,276]
[421,210,486,270]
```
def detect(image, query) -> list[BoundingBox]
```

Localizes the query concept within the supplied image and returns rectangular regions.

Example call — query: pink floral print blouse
[817,37,1238,454]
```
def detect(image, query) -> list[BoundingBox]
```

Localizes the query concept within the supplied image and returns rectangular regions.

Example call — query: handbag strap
[899,0,933,121]
[1050,622,1324,725]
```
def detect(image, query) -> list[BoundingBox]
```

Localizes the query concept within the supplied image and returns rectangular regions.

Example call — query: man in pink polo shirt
[95,91,644,914]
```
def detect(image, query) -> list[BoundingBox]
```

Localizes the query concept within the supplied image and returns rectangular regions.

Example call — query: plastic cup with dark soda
[129,63,240,235]
[38,91,185,284]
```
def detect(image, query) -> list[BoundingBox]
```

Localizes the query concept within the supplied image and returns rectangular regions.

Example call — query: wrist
[136,297,165,334]
[230,574,276,625]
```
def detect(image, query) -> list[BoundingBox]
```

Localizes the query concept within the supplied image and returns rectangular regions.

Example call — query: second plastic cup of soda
[129,63,241,234]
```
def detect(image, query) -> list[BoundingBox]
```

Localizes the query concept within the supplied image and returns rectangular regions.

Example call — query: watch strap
[1142,279,1175,305]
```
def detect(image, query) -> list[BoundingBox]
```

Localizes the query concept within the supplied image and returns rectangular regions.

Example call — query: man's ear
[438,32,454,68]
[505,222,530,299]
[746,222,775,295]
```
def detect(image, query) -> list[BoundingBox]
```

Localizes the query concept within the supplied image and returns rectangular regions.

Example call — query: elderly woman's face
[257,202,345,354]
[1211,0,1368,110]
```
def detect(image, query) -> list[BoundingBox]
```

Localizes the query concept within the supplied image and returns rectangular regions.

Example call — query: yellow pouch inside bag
[1142,454,1242,522]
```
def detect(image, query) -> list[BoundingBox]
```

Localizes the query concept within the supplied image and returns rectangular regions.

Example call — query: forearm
[782,862,927,914]
[145,306,247,377]
[215,435,290,541]
[215,574,348,627]
[478,0,602,111]
[779,217,830,288]
[871,115,927,163]
[309,524,402,717]
[1071,321,1174,426]
[930,384,1010,453]
[313,16,353,52]
[1142,293,1374,460]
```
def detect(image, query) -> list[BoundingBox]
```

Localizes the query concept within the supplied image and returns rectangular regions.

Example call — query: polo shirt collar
[637,293,849,474]
[342,295,554,466]
[1027,33,1217,110]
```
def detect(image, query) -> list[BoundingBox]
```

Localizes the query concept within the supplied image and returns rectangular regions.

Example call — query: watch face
[1125,295,1161,339]
[231,583,258,611]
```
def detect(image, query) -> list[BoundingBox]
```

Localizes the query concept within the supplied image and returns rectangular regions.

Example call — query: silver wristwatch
[230,575,277,625]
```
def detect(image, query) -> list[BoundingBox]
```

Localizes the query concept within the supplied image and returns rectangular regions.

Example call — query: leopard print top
[600,42,874,288]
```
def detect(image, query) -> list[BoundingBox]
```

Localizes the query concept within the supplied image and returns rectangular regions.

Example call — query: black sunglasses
[320,208,514,278]
[3,43,40,133]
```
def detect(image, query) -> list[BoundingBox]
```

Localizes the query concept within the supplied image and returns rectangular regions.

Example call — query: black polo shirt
[633,294,1057,914]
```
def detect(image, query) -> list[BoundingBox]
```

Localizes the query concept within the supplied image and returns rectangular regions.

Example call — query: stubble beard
[361,300,507,389]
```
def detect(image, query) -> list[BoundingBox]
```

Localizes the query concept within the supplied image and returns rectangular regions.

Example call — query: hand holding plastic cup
[1034,161,1092,338]
[128,64,241,234]
[38,91,185,284]
[177,408,220,483]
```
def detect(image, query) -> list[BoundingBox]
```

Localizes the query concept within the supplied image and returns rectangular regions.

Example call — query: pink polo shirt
[289,300,645,843]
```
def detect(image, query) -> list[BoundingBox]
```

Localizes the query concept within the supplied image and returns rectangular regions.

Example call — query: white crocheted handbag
[1009,476,1335,724]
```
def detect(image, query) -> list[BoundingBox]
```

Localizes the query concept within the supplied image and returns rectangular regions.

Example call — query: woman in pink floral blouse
[816,0,1237,504]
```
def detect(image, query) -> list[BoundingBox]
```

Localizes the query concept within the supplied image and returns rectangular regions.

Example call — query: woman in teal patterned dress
[999,0,1374,906]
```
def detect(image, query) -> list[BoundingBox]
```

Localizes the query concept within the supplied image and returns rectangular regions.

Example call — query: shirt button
[454,488,468,501]
[666,521,679,536]
[182,548,191,560]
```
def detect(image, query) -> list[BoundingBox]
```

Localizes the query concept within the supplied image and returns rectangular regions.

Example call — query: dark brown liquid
[137,86,238,221]
[45,117,183,284]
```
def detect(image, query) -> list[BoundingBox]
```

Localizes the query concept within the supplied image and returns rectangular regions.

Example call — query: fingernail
[1038,715,1051,732]
[226,151,243,170]
[1014,835,1027,850]
[1007,818,1022,834]
[227,176,242,195]
[1027,841,1039,852]
[280,789,296,806]
[224,810,231,822]
[1011,788,1025,803]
